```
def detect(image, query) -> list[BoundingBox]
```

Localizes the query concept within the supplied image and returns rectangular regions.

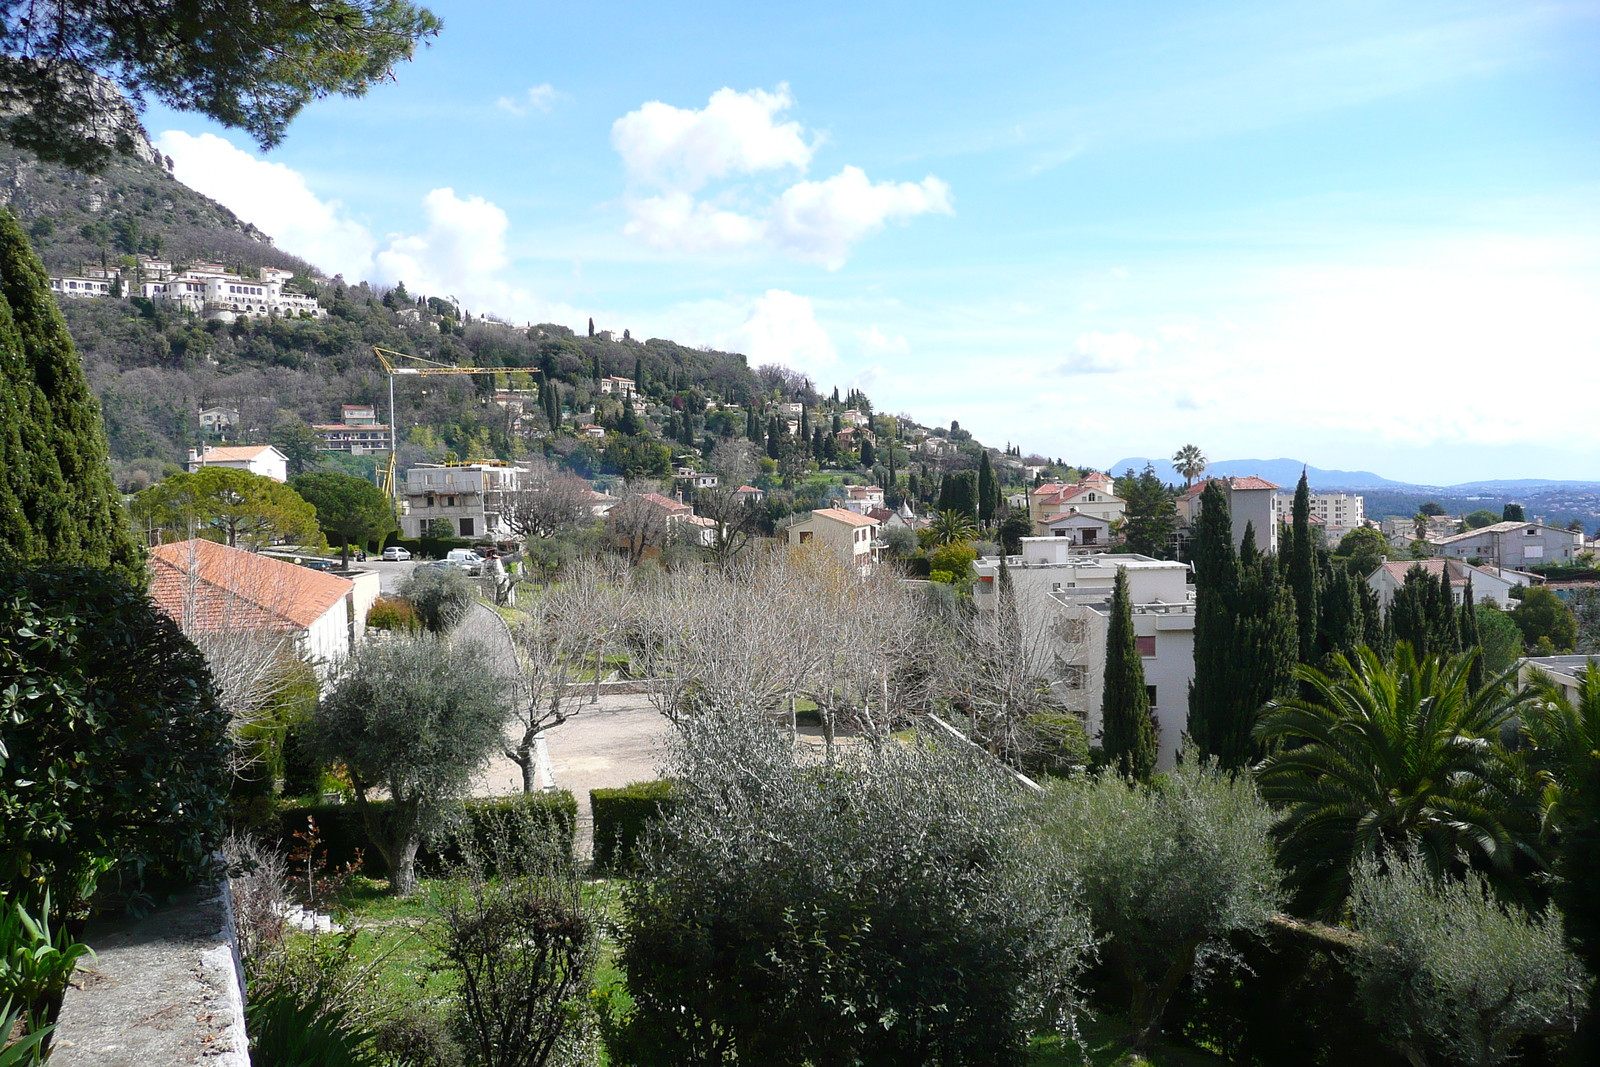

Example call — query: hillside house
[198,407,239,436]
[1037,510,1112,547]
[1030,477,1126,534]
[732,485,766,505]
[1366,558,1534,610]
[1431,521,1583,569]
[143,265,325,323]
[599,376,637,398]
[187,444,288,483]
[974,540,1195,770]
[842,485,885,514]
[314,404,392,453]
[149,538,375,673]
[787,507,881,575]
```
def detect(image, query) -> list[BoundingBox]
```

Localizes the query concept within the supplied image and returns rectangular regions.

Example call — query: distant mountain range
[1104,458,1600,493]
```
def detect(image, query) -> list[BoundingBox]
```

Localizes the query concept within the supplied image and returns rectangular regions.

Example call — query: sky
[142,0,1600,485]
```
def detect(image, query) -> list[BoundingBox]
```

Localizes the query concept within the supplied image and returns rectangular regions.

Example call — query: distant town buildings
[1273,490,1364,543]
[49,255,326,323]
[1431,521,1584,569]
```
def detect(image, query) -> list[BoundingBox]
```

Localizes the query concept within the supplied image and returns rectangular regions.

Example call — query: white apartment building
[402,462,526,541]
[142,264,325,323]
[1273,491,1365,541]
[187,444,288,483]
[48,275,117,298]
[1179,476,1281,554]
[974,538,1195,770]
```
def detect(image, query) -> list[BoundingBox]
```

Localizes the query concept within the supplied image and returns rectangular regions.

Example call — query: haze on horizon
[141,0,1600,486]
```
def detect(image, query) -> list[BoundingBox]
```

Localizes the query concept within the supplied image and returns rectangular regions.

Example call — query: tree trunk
[385,833,422,897]
[1112,937,1202,1055]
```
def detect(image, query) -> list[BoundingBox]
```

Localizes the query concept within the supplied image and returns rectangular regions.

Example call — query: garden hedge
[275,791,577,879]
[591,780,679,872]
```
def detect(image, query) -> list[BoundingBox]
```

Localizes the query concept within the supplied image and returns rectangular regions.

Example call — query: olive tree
[1032,755,1282,1053]
[400,564,475,634]
[311,634,511,895]
[1348,856,1590,1067]
[606,713,1092,1066]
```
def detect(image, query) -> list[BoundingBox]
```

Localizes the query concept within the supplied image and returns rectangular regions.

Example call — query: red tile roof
[193,445,279,462]
[807,507,879,527]
[149,539,351,632]
[1227,476,1280,490]
[638,492,691,514]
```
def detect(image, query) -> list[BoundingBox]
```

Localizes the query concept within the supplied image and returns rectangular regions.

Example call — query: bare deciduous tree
[607,481,672,566]
[502,457,594,542]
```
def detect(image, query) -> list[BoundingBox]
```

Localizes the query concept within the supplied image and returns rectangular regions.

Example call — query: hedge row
[591,780,678,873]
[276,791,577,879]
[383,535,478,559]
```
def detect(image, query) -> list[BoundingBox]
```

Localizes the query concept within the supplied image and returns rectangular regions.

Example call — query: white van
[445,548,482,575]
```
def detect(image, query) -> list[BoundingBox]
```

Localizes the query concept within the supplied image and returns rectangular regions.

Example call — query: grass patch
[1030,1011,1224,1067]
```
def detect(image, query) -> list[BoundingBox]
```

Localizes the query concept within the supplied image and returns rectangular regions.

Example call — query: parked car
[445,548,483,575]
[381,546,412,561]
[300,559,337,572]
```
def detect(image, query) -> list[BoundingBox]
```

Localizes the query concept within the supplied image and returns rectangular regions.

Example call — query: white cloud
[610,87,952,267]
[371,188,511,305]
[620,191,766,253]
[856,325,909,356]
[721,290,837,377]
[1058,331,1149,374]
[771,167,953,269]
[156,130,377,279]
[611,85,813,192]
[497,83,565,114]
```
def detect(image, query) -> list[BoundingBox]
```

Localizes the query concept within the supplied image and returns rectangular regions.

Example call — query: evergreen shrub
[591,781,678,872]
[274,792,577,878]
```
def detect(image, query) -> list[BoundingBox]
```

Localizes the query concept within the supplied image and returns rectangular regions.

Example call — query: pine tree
[1460,577,1484,692]
[1188,481,1238,765]
[0,209,139,577]
[1289,471,1319,664]
[1101,568,1158,781]
[977,451,997,526]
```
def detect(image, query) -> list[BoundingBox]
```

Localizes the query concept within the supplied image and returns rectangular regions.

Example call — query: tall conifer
[1289,471,1319,664]
[977,451,997,525]
[1460,576,1484,692]
[1101,568,1158,781]
[1188,481,1238,764]
[0,209,138,576]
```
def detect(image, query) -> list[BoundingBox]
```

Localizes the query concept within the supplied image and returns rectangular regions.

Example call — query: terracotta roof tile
[149,539,350,632]
[807,507,879,527]
[193,445,278,462]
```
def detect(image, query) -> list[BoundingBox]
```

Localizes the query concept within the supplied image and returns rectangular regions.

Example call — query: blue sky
[144,0,1600,484]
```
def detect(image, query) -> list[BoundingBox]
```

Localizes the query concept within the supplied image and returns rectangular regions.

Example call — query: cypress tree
[1360,580,1387,658]
[747,408,761,442]
[1390,565,1434,658]
[542,375,560,431]
[977,450,997,526]
[800,407,809,442]
[634,355,644,391]
[1188,481,1238,765]
[811,425,824,458]
[766,416,782,460]
[1460,576,1484,692]
[1316,557,1364,664]
[832,413,842,435]
[860,439,875,469]
[937,474,953,514]
[1101,568,1159,781]
[1433,565,1460,657]
[591,351,601,381]
[0,209,139,577]
[1289,471,1319,665]
[997,559,1020,649]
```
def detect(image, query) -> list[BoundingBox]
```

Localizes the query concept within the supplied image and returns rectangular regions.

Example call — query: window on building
[459,518,474,537]
[1146,685,1158,707]
[1136,636,1157,657]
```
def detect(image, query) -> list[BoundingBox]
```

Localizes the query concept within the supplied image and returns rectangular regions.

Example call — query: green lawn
[1030,1012,1225,1066]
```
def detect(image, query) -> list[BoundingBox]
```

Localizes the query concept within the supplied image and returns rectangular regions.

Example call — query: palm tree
[1253,645,1541,918]
[1522,658,1600,842]
[1171,444,1207,486]
[929,509,976,547]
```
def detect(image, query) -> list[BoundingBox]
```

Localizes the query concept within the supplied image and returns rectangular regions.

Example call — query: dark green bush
[591,781,678,873]
[0,565,231,911]
[275,793,577,879]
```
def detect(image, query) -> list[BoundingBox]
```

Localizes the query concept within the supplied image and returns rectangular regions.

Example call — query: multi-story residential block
[314,404,392,453]
[1178,476,1281,554]
[142,264,325,322]
[187,444,289,482]
[1366,558,1533,611]
[48,274,118,298]
[786,507,882,575]
[974,538,1195,769]
[1273,490,1365,542]
[402,462,526,540]
[1431,521,1583,569]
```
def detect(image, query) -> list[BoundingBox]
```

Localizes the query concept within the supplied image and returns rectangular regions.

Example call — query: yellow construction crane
[372,345,505,503]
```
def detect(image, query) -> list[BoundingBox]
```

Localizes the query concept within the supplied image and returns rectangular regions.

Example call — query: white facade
[142,264,325,323]
[787,507,881,574]
[187,444,289,483]
[403,462,526,541]
[1273,491,1365,541]
[974,539,1195,770]
[599,376,637,398]
[49,275,117,298]
[1366,558,1533,611]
